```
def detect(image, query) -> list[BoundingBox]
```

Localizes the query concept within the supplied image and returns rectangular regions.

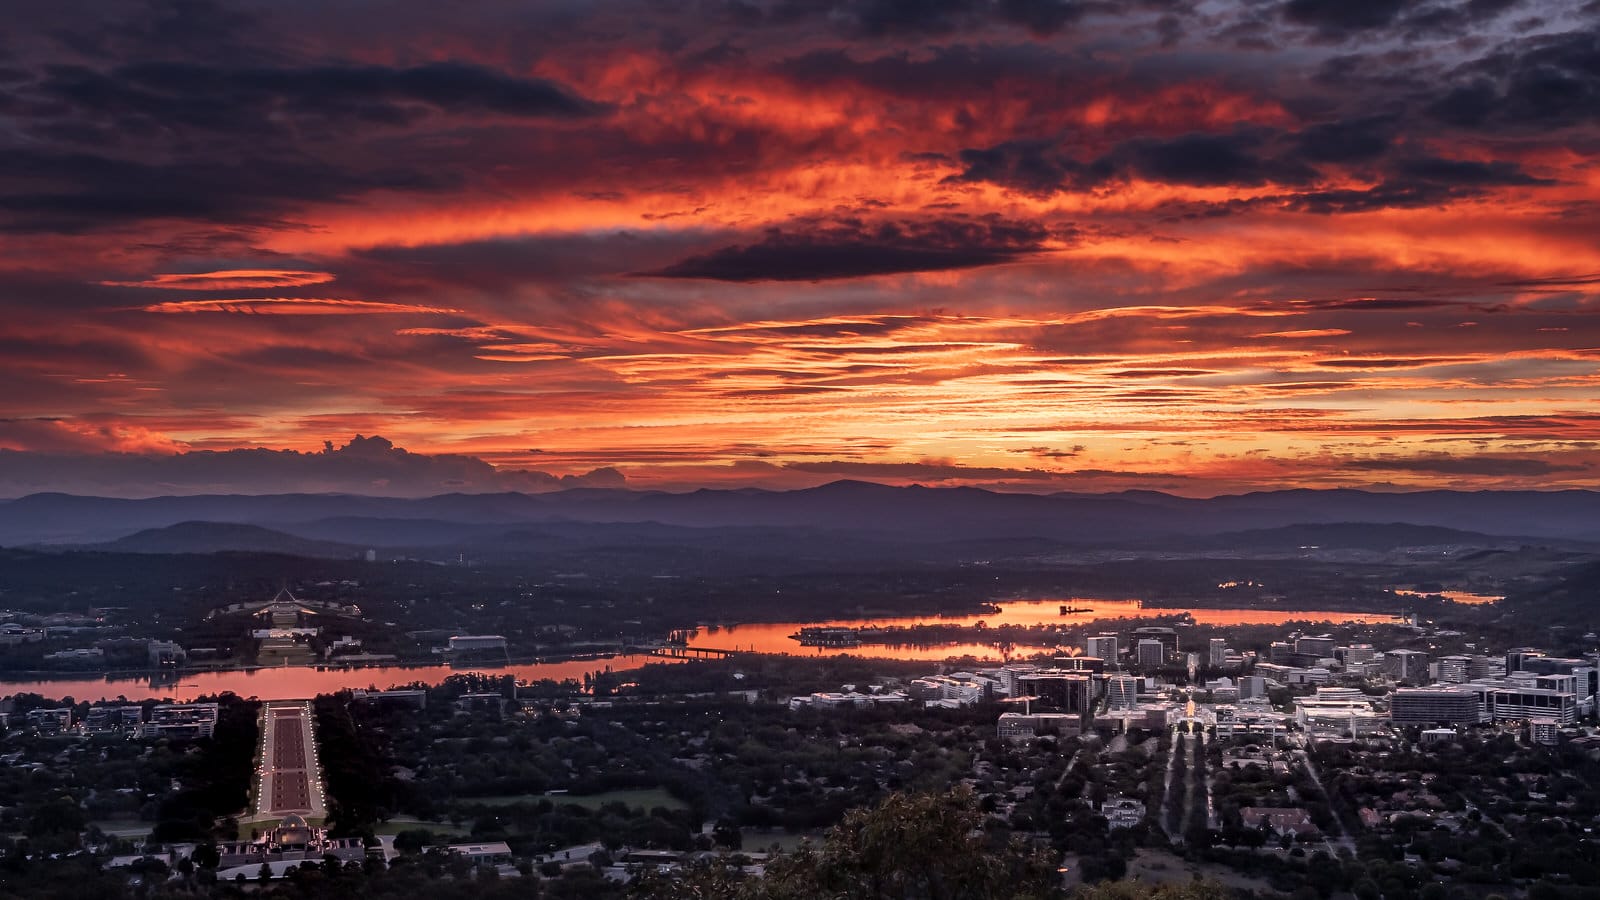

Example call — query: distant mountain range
[95,521,370,559]
[4,482,1599,554]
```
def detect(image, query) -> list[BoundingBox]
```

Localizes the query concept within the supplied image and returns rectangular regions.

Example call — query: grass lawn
[740,829,816,853]
[1126,848,1277,893]
[90,819,151,839]
[373,818,473,837]
[462,788,689,812]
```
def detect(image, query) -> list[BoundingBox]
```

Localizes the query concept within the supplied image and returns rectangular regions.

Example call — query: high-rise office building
[1136,639,1166,669]
[1086,634,1119,663]
[1435,655,1471,683]
[1132,626,1178,659]
[1106,675,1139,710]
[1296,635,1337,658]
[1386,649,1430,686]
[1208,638,1227,667]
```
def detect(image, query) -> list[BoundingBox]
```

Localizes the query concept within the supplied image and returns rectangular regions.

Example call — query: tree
[712,819,743,850]
[1070,882,1232,900]
[751,788,1058,899]
[630,787,1060,900]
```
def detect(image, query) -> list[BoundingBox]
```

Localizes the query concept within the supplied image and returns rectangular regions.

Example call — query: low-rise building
[1529,719,1561,746]
[1419,727,1458,745]
[448,842,514,866]
[908,674,993,707]
[1101,796,1145,830]
[217,815,366,869]
[995,712,1080,741]
[1240,807,1319,837]
[26,708,72,733]
[1213,704,1289,740]
[352,688,428,709]
[789,691,909,710]
[143,703,219,739]
[446,634,508,656]
[83,705,144,736]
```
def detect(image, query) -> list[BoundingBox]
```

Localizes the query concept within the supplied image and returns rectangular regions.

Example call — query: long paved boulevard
[255,700,326,820]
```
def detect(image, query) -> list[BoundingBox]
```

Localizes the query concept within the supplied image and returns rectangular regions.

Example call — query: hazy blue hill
[1174,522,1566,552]
[6,483,1600,547]
[88,521,365,559]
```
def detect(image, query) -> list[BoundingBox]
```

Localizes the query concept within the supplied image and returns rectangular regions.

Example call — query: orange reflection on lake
[0,655,662,704]
[1392,589,1502,605]
[682,599,1399,661]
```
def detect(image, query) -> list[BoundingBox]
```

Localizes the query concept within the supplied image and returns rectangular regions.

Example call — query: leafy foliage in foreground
[629,787,1231,900]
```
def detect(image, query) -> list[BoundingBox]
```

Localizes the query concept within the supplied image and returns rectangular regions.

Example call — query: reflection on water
[0,598,1402,703]
[0,655,658,704]
[1392,589,1502,605]
[683,598,1399,661]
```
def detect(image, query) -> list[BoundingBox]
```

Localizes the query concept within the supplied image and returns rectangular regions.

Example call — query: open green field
[373,818,472,838]
[462,788,688,811]
[740,829,816,853]
[89,819,151,840]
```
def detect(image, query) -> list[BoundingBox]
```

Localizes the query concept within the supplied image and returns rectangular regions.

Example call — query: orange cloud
[141,298,462,315]
[101,270,338,290]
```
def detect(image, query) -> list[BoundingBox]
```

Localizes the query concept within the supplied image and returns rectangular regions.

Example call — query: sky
[1,0,1599,497]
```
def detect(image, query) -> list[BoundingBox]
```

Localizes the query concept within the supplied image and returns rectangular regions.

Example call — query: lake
[0,598,1401,702]
[1391,588,1502,605]
[0,655,661,705]
[680,598,1400,659]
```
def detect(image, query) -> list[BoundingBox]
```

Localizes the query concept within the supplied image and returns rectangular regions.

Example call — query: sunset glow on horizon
[3,0,1599,497]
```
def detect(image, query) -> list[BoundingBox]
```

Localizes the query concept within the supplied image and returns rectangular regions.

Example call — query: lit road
[256,700,326,819]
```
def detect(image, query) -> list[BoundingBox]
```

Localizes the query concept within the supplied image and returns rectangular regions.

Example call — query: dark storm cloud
[1282,0,1416,38]
[1285,155,1551,214]
[948,131,1316,195]
[1394,0,1526,40]
[32,60,610,127]
[1121,132,1317,187]
[770,43,1081,99]
[1394,157,1549,186]
[643,216,1056,281]
[0,147,454,233]
[346,232,714,293]
[948,139,1110,196]
[1292,117,1396,163]
[1429,28,1600,129]
[737,0,1092,38]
